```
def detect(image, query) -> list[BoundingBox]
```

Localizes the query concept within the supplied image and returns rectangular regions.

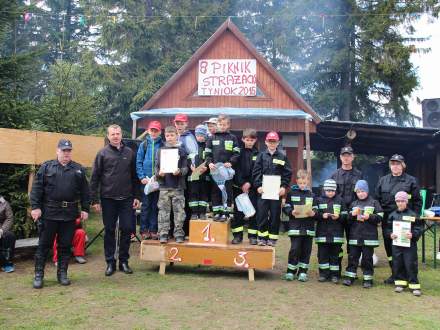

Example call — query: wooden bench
[15,237,39,249]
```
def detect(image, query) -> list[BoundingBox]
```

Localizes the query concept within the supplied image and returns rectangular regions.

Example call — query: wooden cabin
[131,19,320,177]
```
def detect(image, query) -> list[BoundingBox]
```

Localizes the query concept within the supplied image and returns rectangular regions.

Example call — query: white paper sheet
[160,148,179,173]
[392,221,411,247]
[262,175,281,200]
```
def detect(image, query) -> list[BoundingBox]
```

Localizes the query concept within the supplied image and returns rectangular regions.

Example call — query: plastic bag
[235,193,256,218]
[210,162,235,185]
[144,176,159,195]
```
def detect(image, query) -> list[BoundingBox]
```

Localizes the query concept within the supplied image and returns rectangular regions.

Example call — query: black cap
[58,139,73,150]
[390,154,405,163]
[340,146,353,155]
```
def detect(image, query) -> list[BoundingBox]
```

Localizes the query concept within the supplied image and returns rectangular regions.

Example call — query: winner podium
[140,219,275,281]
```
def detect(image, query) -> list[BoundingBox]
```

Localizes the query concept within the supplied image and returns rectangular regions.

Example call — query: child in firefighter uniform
[282,170,316,282]
[205,115,240,221]
[343,180,383,288]
[253,131,292,247]
[231,128,259,245]
[385,191,423,296]
[315,179,345,283]
[188,125,210,220]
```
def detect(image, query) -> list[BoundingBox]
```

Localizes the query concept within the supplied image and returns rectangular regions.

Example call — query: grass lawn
[1,214,440,329]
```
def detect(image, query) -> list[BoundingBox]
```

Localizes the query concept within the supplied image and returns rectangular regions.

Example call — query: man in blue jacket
[136,121,163,240]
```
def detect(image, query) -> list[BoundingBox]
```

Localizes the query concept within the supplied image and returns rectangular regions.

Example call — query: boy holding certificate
[205,115,240,221]
[155,126,189,243]
[188,125,209,220]
[252,131,292,247]
[315,179,345,283]
[282,170,316,282]
[385,191,423,296]
[343,180,383,288]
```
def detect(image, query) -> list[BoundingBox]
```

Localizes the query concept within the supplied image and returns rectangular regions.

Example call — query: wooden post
[304,119,312,183]
[131,119,137,139]
[159,261,166,275]
[27,165,35,195]
[248,268,255,282]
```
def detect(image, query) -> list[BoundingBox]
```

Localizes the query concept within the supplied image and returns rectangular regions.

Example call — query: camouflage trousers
[158,189,186,238]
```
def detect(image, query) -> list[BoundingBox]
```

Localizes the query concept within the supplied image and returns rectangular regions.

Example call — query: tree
[86,0,235,132]
[234,0,439,125]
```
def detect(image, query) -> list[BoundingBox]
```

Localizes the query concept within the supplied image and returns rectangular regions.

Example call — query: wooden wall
[0,128,104,167]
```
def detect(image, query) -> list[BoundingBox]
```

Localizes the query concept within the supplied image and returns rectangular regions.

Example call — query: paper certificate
[160,148,179,173]
[393,221,411,247]
[294,204,312,219]
[190,162,206,180]
[262,175,281,200]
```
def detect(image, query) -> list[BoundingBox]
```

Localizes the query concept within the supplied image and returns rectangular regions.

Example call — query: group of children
[136,113,423,296]
[282,170,422,296]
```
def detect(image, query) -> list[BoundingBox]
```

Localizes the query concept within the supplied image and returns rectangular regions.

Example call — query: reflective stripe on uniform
[329,265,339,271]
[258,231,269,238]
[306,230,315,237]
[349,239,358,245]
[345,271,357,278]
[298,262,309,269]
[248,229,258,234]
[363,274,373,281]
[364,240,379,246]
[408,283,421,290]
[288,230,300,236]
[231,226,244,233]
[395,280,408,286]
[288,263,298,270]
[268,234,279,240]
[319,263,330,269]
[315,237,326,243]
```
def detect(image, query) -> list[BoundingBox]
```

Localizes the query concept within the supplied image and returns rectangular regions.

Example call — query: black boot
[231,233,243,244]
[33,253,45,289]
[57,252,71,285]
[57,270,71,286]
[105,262,116,276]
[119,262,133,274]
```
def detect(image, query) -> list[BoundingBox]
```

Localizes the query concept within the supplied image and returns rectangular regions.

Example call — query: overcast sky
[408,15,440,124]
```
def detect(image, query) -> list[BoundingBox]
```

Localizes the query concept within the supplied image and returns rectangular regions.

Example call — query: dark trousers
[338,216,351,271]
[318,243,342,278]
[211,180,233,216]
[35,219,75,273]
[345,245,374,282]
[232,187,257,238]
[382,213,393,268]
[140,190,159,233]
[0,231,16,265]
[101,198,134,264]
[256,197,281,240]
[392,243,420,289]
[287,236,313,274]
[188,179,209,215]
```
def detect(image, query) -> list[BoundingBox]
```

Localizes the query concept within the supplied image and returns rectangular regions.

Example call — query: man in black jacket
[90,125,140,276]
[330,146,363,273]
[30,139,90,288]
[375,154,422,284]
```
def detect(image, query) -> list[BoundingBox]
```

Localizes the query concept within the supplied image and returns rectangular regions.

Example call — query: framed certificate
[262,175,281,200]
[160,148,179,173]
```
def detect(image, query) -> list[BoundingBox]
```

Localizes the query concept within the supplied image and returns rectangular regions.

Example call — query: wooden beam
[131,119,137,139]
[248,268,255,282]
[305,119,312,182]
[159,262,166,275]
